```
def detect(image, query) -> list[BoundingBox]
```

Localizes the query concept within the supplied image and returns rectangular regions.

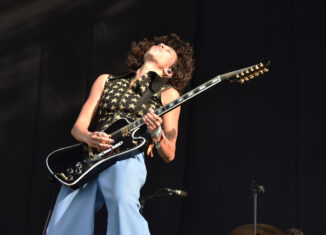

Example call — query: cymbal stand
[251,180,265,235]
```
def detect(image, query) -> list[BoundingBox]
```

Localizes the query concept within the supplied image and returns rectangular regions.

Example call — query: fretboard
[126,65,253,133]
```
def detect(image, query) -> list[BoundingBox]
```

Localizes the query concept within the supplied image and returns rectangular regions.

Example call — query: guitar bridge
[84,141,124,163]
[98,141,123,157]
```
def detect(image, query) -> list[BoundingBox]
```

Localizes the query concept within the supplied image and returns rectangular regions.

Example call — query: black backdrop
[1,0,325,234]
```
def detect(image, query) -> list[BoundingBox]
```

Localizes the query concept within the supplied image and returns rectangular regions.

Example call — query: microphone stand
[251,180,265,235]
[140,187,187,214]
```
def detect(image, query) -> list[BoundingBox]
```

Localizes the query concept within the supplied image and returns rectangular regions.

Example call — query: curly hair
[125,33,195,94]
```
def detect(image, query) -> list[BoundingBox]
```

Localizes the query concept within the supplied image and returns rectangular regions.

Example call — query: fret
[155,108,162,116]
[188,91,194,96]
[205,81,213,86]
[199,85,206,91]
[182,94,188,99]
[212,77,220,83]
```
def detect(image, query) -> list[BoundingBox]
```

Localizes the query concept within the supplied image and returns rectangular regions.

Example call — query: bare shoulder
[91,74,110,90]
[95,73,110,85]
[161,87,180,106]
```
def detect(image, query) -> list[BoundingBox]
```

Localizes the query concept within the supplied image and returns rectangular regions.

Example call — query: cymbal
[229,224,285,235]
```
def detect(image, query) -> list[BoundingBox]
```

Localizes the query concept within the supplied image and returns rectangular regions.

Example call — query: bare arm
[71,74,114,150]
[143,88,180,162]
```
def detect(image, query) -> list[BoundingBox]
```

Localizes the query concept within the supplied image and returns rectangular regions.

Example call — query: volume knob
[75,168,82,175]
[67,175,74,181]
[67,167,74,174]
[75,162,82,168]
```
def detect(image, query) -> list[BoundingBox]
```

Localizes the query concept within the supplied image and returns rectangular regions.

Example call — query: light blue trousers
[46,152,150,235]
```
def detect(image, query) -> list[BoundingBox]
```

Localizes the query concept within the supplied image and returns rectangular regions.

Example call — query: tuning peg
[263,68,269,72]
[249,75,254,79]
[240,79,245,84]
[240,72,245,76]
[254,72,260,77]
[259,70,264,75]
[245,70,250,74]
[244,77,249,81]
[250,67,254,72]
[255,65,259,70]
[260,62,264,67]
[236,74,240,78]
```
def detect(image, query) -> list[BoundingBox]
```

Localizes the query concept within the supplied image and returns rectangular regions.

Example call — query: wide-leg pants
[46,152,150,235]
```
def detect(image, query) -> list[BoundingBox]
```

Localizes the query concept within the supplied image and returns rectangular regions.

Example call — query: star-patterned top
[95,71,172,130]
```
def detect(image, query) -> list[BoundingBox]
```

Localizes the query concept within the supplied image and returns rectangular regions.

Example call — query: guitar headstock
[230,61,271,84]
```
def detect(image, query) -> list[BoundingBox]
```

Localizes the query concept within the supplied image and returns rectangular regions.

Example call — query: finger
[100,132,111,138]
[91,134,102,141]
[143,119,155,131]
[145,113,156,123]
[92,131,110,139]
[148,108,154,113]
[95,131,103,137]
[99,143,112,149]
[145,115,157,127]
[100,137,114,143]
[92,142,112,149]
[144,115,156,128]
[154,120,162,128]
[149,111,159,120]
[147,111,161,124]
[149,117,161,129]
[146,112,155,120]
[150,114,162,126]
[147,112,162,124]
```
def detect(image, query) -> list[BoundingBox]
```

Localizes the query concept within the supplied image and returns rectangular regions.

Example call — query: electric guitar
[46,61,270,189]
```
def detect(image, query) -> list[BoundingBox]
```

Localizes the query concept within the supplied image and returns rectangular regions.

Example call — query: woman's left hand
[142,108,163,135]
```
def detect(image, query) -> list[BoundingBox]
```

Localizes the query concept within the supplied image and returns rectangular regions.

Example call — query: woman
[46,33,194,235]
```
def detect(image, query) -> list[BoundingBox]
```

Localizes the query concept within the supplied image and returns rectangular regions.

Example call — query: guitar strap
[110,71,166,112]
[109,72,166,108]
[131,73,167,148]
[134,73,166,112]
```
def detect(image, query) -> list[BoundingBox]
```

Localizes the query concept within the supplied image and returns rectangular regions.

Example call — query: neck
[135,61,163,79]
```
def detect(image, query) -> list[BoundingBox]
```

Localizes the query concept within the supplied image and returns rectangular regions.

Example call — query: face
[144,43,177,70]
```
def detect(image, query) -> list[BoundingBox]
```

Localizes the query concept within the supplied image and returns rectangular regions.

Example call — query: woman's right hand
[85,131,114,152]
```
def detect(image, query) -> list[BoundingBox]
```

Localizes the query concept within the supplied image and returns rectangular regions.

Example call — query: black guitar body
[46,118,148,189]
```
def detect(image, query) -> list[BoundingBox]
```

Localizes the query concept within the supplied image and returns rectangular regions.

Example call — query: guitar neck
[127,65,254,132]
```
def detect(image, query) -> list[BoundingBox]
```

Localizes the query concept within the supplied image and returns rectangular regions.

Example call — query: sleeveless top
[95,71,172,131]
